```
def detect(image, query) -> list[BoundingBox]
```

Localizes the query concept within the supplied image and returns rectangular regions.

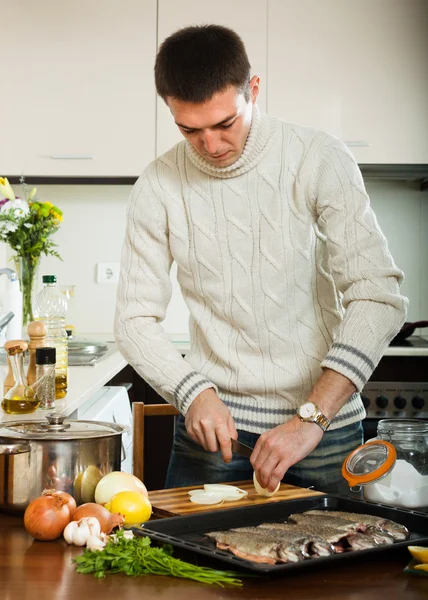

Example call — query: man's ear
[249,75,260,104]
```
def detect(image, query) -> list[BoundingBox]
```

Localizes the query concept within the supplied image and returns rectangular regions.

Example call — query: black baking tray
[132,495,428,575]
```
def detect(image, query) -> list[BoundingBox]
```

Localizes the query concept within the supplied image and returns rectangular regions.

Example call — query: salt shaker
[33,347,56,410]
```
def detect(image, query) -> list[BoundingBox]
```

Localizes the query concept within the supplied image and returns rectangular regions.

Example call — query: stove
[361,336,428,440]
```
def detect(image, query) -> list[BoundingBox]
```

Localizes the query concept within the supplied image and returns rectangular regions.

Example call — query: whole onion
[94,471,148,505]
[71,502,124,533]
[24,494,72,541]
[42,489,77,517]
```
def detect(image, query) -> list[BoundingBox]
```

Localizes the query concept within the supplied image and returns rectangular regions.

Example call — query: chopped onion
[253,471,280,497]
[189,492,225,505]
[187,484,248,504]
[188,489,208,496]
[203,484,247,495]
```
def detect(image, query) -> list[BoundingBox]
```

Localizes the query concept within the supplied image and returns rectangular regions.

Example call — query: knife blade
[231,438,254,459]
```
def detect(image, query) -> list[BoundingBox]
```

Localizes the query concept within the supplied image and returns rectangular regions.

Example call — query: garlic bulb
[63,517,102,546]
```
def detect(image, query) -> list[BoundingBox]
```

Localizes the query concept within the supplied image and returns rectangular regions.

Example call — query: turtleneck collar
[186,104,272,179]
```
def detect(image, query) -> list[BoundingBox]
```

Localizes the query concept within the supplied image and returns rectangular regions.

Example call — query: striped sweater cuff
[321,342,375,391]
[174,371,217,414]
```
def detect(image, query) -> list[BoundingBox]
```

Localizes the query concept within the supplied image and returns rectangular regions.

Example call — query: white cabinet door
[156,0,268,156]
[267,0,428,164]
[2,0,157,177]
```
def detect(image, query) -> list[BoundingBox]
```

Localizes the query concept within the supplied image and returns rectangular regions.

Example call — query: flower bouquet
[0,176,63,326]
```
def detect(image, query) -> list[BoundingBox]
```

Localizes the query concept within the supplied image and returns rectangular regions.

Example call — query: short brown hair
[155,24,251,103]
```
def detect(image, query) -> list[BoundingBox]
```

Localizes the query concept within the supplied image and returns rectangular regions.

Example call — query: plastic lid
[36,347,56,365]
[42,275,57,283]
[0,413,129,440]
[342,440,397,487]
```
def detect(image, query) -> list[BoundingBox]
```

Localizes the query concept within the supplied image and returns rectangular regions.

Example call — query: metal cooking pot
[0,413,129,514]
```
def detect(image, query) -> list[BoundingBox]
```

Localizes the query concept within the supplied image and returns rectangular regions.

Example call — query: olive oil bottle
[1,345,40,414]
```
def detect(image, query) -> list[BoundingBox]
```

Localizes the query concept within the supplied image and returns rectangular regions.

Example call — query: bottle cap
[36,347,56,365]
[42,275,57,284]
[342,440,396,487]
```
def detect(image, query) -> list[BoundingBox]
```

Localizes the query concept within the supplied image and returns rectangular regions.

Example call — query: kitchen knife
[231,438,254,459]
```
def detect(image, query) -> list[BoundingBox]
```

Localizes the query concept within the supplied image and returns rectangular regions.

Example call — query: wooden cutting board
[148,480,324,517]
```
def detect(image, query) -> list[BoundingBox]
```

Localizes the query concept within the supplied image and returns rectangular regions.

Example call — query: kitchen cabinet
[267,0,428,164]
[156,0,268,156]
[2,0,157,177]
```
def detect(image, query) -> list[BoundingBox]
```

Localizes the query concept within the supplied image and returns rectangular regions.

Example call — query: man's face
[166,76,260,168]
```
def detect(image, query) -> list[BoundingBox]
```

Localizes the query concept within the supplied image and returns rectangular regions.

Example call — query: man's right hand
[184,388,238,463]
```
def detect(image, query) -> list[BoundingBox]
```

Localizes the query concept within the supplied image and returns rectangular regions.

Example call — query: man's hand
[251,417,323,492]
[185,388,238,463]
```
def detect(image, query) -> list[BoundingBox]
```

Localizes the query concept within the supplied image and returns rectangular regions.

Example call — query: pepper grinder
[3,339,29,396]
[27,320,47,386]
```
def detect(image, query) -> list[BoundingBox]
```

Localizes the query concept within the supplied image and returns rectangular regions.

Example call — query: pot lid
[342,440,397,487]
[0,413,128,440]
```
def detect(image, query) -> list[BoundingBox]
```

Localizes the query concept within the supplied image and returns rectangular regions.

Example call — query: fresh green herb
[73,530,243,587]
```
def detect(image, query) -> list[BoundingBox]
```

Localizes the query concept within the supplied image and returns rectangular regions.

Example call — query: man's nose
[201,129,220,154]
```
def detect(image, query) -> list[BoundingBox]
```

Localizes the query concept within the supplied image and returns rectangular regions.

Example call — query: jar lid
[342,440,397,487]
[0,413,128,440]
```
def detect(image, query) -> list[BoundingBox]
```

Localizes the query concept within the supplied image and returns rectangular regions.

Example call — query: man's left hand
[250,416,324,492]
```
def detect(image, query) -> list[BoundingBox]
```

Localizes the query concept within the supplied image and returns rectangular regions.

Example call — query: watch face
[300,402,316,419]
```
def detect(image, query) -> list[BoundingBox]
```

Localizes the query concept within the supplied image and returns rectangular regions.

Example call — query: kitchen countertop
[170,334,428,357]
[1,511,427,600]
[0,338,127,424]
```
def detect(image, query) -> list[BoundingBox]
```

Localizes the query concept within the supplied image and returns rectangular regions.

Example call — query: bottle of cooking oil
[34,275,68,399]
[1,345,40,414]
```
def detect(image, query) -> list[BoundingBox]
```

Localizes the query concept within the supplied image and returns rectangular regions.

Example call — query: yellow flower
[44,201,53,207]
[0,177,16,201]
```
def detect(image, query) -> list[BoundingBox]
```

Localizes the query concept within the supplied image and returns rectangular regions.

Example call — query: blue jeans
[165,415,363,494]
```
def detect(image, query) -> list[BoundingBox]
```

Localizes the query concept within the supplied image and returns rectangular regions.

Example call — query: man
[115,25,407,493]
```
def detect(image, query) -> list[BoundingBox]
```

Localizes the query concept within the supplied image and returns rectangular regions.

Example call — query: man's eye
[220,122,234,129]
[182,129,195,135]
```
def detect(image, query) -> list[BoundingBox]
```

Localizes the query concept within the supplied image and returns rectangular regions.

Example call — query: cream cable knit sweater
[115,106,408,433]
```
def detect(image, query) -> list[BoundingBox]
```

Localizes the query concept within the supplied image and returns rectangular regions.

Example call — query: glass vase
[13,256,40,328]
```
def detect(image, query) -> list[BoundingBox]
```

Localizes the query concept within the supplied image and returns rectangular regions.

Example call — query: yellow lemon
[106,490,152,525]
[408,546,428,564]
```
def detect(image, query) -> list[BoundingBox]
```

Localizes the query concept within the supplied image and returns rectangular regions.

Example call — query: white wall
[1,180,426,336]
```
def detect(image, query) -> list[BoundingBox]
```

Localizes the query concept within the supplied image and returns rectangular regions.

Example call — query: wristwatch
[297,402,331,432]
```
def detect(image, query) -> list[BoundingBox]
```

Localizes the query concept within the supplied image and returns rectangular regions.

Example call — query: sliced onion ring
[203,484,248,495]
[187,484,249,504]
[189,492,225,505]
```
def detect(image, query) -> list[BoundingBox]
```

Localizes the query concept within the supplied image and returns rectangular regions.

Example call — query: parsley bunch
[73,531,243,587]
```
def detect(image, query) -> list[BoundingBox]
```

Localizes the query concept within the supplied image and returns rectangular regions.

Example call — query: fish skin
[255,523,333,557]
[230,526,311,560]
[305,510,409,541]
[284,516,364,547]
[289,512,364,533]
[206,530,300,563]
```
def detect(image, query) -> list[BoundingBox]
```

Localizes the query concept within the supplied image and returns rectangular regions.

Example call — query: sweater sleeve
[308,136,408,390]
[114,166,217,413]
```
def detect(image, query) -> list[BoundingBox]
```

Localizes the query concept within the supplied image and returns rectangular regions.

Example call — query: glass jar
[342,419,428,509]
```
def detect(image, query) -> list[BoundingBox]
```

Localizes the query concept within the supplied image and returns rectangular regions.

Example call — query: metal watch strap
[315,412,330,432]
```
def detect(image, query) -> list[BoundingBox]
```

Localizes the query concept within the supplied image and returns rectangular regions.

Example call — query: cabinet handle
[49,154,94,160]
[343,141,370,147]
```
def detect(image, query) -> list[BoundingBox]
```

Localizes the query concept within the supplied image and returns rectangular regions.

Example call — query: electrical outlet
[96,262,120,284]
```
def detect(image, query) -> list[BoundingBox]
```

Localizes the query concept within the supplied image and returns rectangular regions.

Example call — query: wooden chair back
[132,401,179,482]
